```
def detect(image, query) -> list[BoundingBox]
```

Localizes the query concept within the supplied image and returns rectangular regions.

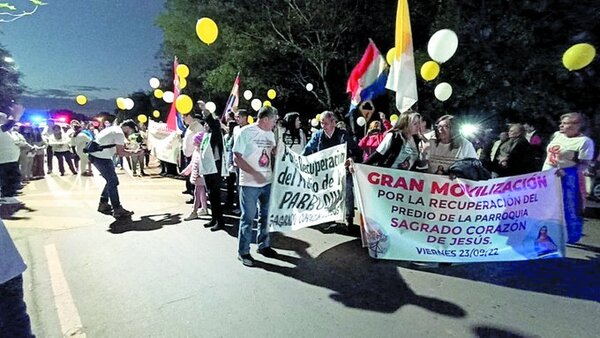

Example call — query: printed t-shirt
[427,137,477,175]
[232,124,275,187]
[543,132,594,170]
[376,133,419,170]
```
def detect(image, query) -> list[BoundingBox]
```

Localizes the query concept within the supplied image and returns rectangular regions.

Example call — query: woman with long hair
[358,121,385,162]
[427,114,477,175]
[281,112,307,154]
[363,112,423,170]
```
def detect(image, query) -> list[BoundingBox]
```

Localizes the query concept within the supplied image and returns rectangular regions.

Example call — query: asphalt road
[3,167,600,338]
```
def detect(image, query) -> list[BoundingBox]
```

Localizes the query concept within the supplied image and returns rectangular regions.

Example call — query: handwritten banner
[269,144,347,231]
[147,120,181,165]
[353,164,566,262]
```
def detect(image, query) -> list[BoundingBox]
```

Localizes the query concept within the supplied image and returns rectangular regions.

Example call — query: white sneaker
[197,208,209,216]
[184,211,198,221]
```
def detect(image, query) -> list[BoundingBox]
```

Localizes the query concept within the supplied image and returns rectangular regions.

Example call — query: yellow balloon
[386,47,397,65]
[137,115,148,123]
[196,17,219,45]
[76,95,87,105]
[263,100,272,107]
[562,43,596,71]
[247,116,254,124]
[390,114,399,123]
[420,61,441,81]
[267,89,276,100]
[179,77,187,89]
[154,89,164,99]
[176,64,190,78]
[116,97,126,110]
[315,113,321,122]
[152,110,160,118]
[176,94,193,114]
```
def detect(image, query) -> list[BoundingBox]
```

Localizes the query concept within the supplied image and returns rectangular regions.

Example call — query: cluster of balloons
[196,17,218,45]
[562,43,596,71]
[116,97,135,110]
[243,88,278,111]
[75,95,87,105]
[419,29,459,102]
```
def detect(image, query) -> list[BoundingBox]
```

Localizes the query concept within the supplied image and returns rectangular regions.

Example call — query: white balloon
[163,91,174,103]
[205,101,217,113]
[124,98,134,110]
[251,98,262,111]
[243,90,253,101]
[427,29,459,63]
[306,83,313,92]
[356,116,366,127]
[310,118,319,127]
[434,82,453,101]
[149,77,160,89]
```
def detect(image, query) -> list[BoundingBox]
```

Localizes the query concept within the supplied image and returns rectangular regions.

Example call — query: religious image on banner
[353,164,567,263]
[269,144,347,232]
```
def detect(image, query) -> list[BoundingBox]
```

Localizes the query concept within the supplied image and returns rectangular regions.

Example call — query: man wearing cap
[90,119,143,218]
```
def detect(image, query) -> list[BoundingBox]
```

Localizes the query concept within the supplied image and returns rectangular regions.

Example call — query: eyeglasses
[436,124,450,130]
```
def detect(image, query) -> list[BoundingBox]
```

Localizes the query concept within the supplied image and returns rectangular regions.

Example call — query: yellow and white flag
[386,0,418,113]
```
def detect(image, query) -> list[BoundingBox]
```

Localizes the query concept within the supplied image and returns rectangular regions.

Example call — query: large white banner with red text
[353,164,566,262]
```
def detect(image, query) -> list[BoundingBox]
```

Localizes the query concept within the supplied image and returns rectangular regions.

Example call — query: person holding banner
[303,111,362,233]
[543,112,594,243]
[233,106,279,267]
[363,112,423,170]
[427,115,477,175]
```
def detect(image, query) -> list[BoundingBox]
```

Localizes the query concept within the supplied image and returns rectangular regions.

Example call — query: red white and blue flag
[222,72,240,122]
[166,56,186,134]
[346,40,389,108]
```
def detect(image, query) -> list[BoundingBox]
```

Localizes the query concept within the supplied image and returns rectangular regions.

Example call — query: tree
[0,44,22,113]
[0,1,48,23]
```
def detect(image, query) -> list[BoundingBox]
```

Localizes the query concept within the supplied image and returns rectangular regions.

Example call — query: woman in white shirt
[47,125,77,175]
[427,114,477,175]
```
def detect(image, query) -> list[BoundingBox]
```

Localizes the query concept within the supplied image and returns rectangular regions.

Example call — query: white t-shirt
[543,132,594,170]
[232,124,275,187]
[376,133,419,170]
[427,136,477,174]
[91,126,125,159]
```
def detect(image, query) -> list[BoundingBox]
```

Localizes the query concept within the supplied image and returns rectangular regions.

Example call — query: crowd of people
[1,104,598,268]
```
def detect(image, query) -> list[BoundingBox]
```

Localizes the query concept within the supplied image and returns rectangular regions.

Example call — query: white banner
[269,144,347,231]
[147,120,181,165]
[353,164,566,262]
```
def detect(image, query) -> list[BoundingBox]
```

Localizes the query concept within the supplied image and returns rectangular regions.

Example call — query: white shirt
[0,219,27,284]
[543,132,594,170]
[427,136,477,174]
[47,132,71,152]
[376,133,420,170]
[91,126,125,159]
[0,130,20,164]
[232,124,275,187]
[183,119,204,158]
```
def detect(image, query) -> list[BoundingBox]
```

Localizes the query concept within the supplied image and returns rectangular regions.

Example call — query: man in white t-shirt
[233,106,278,267]
[89,119,143,218]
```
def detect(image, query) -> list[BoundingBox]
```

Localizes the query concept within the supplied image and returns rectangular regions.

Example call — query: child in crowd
[182,131,209,220]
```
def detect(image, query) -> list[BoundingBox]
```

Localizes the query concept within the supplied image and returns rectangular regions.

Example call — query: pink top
[359,132,385,161]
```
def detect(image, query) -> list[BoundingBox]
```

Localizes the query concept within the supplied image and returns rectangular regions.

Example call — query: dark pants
[90,156,121,207]
[46,145,53,172]
[204,161,223,224]
[0,161,21,198]
[0,275,34,337]
[54,151,77,175]
[226,171,238,207]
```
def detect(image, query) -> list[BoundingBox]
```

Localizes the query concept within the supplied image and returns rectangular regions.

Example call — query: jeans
[90,156,121,207]
[54,151,77,175]
[0,275,34,337]
[238,184,271,255]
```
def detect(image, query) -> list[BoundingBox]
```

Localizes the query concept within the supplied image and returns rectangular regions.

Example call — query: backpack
[83,141,116,154]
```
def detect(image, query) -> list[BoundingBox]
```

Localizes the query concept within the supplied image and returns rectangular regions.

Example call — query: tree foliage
[0,43,22,113]
[157,0,599,136]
